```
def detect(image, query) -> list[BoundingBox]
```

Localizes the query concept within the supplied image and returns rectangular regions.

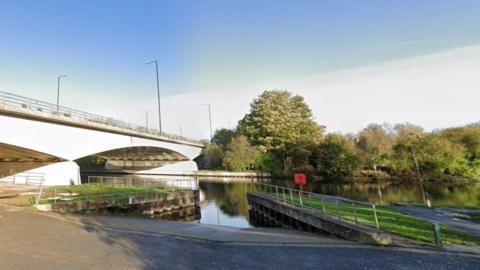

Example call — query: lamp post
[56,75,67,114]
[145,60,162,133]
[145,110,149,129]
[203,104,213,140]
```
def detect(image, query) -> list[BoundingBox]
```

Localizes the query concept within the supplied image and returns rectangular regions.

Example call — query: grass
[265,191,480,246]
[453,213,480,225]
[39,184,170,204]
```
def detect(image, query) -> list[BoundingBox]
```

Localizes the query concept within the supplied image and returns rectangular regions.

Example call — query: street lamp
[145,60,162,133]
[145,110,149,129]
[203,104,213,140]
[56,75,67,114]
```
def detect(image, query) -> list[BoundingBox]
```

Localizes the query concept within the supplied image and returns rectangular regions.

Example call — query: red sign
[294,173,307,185]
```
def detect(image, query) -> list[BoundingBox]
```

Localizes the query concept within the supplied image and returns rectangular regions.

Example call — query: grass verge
[268,192,480,246]
[38,184,170,204]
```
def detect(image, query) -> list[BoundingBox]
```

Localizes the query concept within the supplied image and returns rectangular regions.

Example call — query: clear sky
[1,1,480,138]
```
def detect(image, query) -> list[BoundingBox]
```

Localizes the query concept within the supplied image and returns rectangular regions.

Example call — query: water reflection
[198,181,252,228]
[197,178,479,228]
[272,179,480,207]
[79,172,479,228]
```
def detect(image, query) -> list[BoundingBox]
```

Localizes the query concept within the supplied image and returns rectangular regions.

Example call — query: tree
[393,123,425,178]
[414,134,466,177]
[223,135,259,171]
[356,124,396,172]
[212,128,236,151]
[316,134,359,180]
[237,90,324,172]
[196,143,224,170]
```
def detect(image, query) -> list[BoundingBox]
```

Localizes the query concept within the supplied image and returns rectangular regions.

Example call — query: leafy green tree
[212,128,236,151]
[237,90,324,172]
[356,124,396,172]
[436,126,480,178]
[316,134,359,180]
[196,143,224,170]
[254,151,283,172]
[223,135,259,171]
[415,134,467,177]
[393,123,425,178]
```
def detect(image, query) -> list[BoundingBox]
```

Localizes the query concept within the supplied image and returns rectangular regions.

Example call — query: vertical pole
[54,187,57,204]
[299,190,303,208]
[56,76,60,114]
[207,104,213,140]
[155,61,162,133]
[282,188,286,203]
[335,200,340,220]
[145,110,149,129]
[352,202,358,224]
[289,189,294,205]
[275,186,279,202]
[372,204,380,229]
[321,199,326,213]
[433,223,442,246]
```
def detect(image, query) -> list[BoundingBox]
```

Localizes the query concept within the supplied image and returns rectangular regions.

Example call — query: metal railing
[0,91,203,146]
[253,182,384,230]
[37,176,198,206]
[86,175,199,190]
[0,172,45,186]
[252,182,447,245]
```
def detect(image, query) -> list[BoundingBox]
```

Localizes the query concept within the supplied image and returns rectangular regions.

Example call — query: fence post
[372,204,380,229]
[352,202,358,224]
[335,200,340,220]
[299,190,303,207]
[275,186,279,202]
[54,187,57,204]
[321,199,326,213]
[282,188,286,203]
[289,189,294,205]
[432,223,442,246]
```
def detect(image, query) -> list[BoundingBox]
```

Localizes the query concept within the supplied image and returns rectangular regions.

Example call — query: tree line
[196,90,480,181]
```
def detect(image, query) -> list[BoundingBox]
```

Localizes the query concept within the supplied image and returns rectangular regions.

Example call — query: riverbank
[0,203,479,270]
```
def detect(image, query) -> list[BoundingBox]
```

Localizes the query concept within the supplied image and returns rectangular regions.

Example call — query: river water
[80,173,479,228]
[198,178,480,228]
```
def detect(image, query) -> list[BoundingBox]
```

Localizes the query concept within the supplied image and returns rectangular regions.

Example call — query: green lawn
[263,191,480,246]
[39,184,170,204]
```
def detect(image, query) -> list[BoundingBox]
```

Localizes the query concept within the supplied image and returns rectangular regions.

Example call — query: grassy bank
[38,184,170,204]
[269,191,480,246]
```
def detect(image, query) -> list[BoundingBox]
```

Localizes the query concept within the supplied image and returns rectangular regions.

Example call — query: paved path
[394,205,480,237]
[0,204,479,270]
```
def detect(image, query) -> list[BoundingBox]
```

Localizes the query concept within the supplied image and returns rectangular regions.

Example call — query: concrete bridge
[0,91,204,186]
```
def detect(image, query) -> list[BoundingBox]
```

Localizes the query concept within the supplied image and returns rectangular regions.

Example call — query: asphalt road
[394,205,480,237]
[0,204,479,270]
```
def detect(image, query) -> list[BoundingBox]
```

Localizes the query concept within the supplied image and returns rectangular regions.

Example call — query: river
[198,178,480,228]
[80,173,479,228]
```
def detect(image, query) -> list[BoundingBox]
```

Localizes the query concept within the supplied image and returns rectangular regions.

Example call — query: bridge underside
[97,147,189,170]
[0,143,64,177]
[1,143,198,185]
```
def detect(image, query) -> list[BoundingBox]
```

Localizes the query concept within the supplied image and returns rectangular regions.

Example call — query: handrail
[0,90,204,146]
[253,182,380,229]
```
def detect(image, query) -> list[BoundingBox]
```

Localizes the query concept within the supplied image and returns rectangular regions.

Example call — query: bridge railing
[0,91,203,146]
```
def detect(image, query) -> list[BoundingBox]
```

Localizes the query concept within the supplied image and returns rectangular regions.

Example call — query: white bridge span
[0,91,204,186]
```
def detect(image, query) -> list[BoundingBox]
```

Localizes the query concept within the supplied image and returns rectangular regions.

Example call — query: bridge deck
[0,91,203,148]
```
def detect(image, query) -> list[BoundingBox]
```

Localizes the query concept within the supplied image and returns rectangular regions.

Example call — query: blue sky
[1,1,480,137]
